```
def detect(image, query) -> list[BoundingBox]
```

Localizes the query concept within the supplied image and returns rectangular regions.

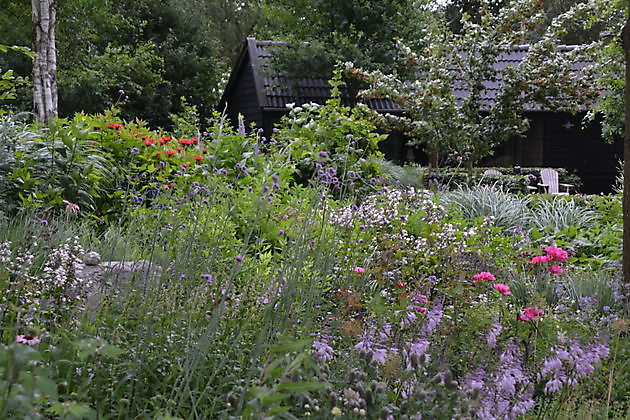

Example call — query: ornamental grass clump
[531,196,595,233]
[445,184,532,232]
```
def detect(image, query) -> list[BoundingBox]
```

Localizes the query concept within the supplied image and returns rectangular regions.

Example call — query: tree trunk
[31,0,57,123]
[623,14,630,289]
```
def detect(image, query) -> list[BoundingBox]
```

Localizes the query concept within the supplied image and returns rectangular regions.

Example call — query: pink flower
[416,306,427,312]
[530,255,551,264]
[352,267,366,273]
[396,281,407,288]
[472,271,496,284]
[493,283,511,295]
[16,335,40,345]
[548,265,563,275]
[519,307,544,322]
[543,246,568,262]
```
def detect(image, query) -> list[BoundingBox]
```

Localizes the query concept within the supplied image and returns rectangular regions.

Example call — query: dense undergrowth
[0,94,628,419]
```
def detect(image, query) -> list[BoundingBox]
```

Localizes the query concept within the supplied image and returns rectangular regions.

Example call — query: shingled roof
[219,38,402,113]
[219,38,590,114]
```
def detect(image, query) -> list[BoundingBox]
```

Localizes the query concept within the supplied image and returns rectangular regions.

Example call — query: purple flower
[235,254,243,262]
[200,273,214,284]
[278,229,285,236]
[317,151,329,159]
[486,323,503,349]
[39,219,49,226]
[118,89,125,95]
[131,147,140,154]
[313,339,334,361]
[407,340,429,359]
[544,378,563,394]
[420,301,443,337]
[371,348,388,364]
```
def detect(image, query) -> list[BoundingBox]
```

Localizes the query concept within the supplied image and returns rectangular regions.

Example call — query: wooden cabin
[218,38,622,193]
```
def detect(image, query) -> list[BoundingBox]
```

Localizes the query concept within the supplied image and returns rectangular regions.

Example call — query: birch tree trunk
[31,0,57,123]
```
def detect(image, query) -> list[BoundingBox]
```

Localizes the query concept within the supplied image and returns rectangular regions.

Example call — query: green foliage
[275,74,386,195]
[169,96,200,139]
[0,113,119,214]
[0,45,33,115]
[256,0,427,78]
[0,336,121,419]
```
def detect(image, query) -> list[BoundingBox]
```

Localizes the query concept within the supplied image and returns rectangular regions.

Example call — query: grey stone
[75,259,163,318]
[83,251,101,266]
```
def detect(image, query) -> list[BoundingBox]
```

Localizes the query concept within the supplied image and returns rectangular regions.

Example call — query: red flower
[201,147,208,153]
[132,131,140,137]
[176,146,183,152]
[166,150,175,156]
[144,140,154,146]
[88,141,98,146]
[107,123,122,129]
[182,162,189,168]
[179,139,194,145]
[191,137,199,143]
[194,155,203,162]
[396,281,407,288]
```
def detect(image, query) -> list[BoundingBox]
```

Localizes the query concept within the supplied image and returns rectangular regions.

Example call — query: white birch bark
[32,0,57,123]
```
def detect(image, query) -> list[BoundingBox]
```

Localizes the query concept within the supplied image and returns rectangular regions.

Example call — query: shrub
[417,166,582,193]
[420,167,530,193]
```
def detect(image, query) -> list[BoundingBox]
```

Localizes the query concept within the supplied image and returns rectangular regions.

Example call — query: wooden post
[623,12,630,289]
[31,0,57,123]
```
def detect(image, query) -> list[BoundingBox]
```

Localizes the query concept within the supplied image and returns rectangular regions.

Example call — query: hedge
[417,167,582,193]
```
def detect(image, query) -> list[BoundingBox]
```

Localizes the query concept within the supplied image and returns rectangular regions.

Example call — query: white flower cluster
[1,237,90,327]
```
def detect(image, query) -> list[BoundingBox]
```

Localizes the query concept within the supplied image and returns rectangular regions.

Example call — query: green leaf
[260,392,290,405]
[34,376,58,401]
[285,352,307,376]
[275,381,330,393]
[269,339,312,354]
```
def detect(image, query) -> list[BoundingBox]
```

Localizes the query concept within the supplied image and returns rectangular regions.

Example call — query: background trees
[1,0,261,127]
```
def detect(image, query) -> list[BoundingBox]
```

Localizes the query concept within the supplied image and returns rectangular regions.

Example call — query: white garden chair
[538,168,573,195]
[483,169,501,176]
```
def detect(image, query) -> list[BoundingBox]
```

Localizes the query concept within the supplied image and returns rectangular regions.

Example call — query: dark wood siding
[543,113,622,193]
[223,55,263,130]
